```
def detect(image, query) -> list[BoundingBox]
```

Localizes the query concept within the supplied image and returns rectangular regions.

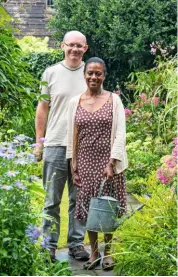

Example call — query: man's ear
[61,42,65,50]
[84,44,88,53]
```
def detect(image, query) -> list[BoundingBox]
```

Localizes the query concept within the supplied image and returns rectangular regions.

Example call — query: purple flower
[14,134,32,142]
[30,143,41,147]
[41,236,50,248]
[30,175,40,182]
[0,185,13,190]
[39,137,47,143]
[25,224,41,243]
[14,181,27,190]
[6,170,20,177]
[15,159,28,165]
[14,135,27,141]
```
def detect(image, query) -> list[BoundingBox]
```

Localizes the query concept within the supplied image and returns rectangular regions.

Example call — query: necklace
[83,90,106,105]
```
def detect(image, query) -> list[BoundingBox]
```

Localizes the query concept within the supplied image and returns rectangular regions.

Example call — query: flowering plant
[157,138,177,186]
[0,135,71,275]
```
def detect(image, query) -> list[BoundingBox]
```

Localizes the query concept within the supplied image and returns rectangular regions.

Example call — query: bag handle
[98,178,113,197]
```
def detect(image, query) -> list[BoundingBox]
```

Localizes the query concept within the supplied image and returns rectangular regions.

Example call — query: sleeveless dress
[74,96,127,220]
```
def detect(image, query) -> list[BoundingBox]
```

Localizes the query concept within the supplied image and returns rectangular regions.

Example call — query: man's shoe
[49,248,56,263]
[69,245,89,261]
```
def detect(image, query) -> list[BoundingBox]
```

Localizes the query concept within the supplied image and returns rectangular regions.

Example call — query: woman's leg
[88,230,100,262]
[103,233,114,267]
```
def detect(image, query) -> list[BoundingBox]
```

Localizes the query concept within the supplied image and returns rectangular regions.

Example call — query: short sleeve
[40,69,50,102]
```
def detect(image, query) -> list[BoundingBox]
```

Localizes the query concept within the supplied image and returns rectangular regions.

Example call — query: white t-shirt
[41,61,87,147]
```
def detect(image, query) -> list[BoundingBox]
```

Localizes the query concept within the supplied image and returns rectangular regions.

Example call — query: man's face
[61,34,88,63]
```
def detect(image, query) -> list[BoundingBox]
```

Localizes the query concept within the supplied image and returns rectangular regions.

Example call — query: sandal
[83,254,101,270]
[102,257,114,271]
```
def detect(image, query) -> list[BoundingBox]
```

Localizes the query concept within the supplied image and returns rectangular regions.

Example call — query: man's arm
[34,101,49,160]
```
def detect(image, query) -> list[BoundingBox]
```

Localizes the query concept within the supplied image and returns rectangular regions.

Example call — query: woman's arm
[110,96,126,161]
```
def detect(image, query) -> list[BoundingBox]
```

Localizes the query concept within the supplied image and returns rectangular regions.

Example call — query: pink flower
[124,108,132,115]
[139,93,147,102]
[152,97,160,107]
[173,138,178,146]
[162,101,166,105]
[172,145,178,158]
[164,156,177,168]
[156,168,172,184]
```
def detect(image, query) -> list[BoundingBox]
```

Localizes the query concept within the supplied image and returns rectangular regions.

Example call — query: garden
[0,0,177,276]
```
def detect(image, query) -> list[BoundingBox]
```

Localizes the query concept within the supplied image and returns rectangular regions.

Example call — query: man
[34,31,89,262]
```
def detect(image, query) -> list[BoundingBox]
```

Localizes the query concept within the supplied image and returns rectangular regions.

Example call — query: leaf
[3,237,11,243]
[0,249,8,257]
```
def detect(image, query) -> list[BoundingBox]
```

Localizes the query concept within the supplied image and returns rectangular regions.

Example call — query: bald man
[34,31,89,262]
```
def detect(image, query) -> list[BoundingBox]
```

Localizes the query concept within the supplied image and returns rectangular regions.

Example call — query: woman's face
[84,62,105,91]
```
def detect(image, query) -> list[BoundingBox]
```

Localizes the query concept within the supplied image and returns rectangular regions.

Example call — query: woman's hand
[103,163,114,180]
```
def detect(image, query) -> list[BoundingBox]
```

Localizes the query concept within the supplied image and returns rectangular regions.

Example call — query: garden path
[56,194,140,276]
[56,244,115,276]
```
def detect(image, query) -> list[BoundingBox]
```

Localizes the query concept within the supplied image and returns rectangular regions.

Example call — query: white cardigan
[66,93,128,174]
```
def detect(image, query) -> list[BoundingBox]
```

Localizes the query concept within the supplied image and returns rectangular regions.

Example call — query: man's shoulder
[69,94,82,105]
[45,61,63,73]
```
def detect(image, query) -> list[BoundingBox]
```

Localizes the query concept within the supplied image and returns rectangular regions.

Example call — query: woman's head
[84,57,107,91]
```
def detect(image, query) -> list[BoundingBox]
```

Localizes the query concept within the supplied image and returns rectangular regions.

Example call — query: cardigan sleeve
[110,96,126,161]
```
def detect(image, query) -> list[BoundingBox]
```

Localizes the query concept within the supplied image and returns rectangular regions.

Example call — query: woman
[66,57,128,270]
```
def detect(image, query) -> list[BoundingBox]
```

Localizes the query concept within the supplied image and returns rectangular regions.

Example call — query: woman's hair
[84,57,107,76]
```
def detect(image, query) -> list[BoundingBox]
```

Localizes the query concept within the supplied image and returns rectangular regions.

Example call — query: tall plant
[0,7,38,133]
[49,0,176,90]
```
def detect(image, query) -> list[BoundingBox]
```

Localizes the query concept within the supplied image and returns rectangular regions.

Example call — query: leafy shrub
[49,0,176,90]
[17,36,53,53]
[23,50,63,80]
[124,56,177,194]
[0,9,38,136]
[113,179,177,276]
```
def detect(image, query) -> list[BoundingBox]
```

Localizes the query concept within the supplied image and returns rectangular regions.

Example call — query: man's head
[61,31,88,67]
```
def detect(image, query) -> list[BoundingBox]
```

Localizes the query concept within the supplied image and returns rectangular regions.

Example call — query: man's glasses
[64,42,86,49]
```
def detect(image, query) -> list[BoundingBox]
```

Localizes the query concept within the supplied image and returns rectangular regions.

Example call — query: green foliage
[0,136,71,275]
[0,9,38,135]
[128,56,177,141]
[23,50,64,80]
[125,56,177,194]
[113,179,177,276]
[50,0,176,90]
[17,36,53,53]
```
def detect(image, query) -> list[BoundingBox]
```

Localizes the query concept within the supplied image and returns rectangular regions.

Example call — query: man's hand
[72,173,81,187]
[70,159,81,186]
[33,144,43,162]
